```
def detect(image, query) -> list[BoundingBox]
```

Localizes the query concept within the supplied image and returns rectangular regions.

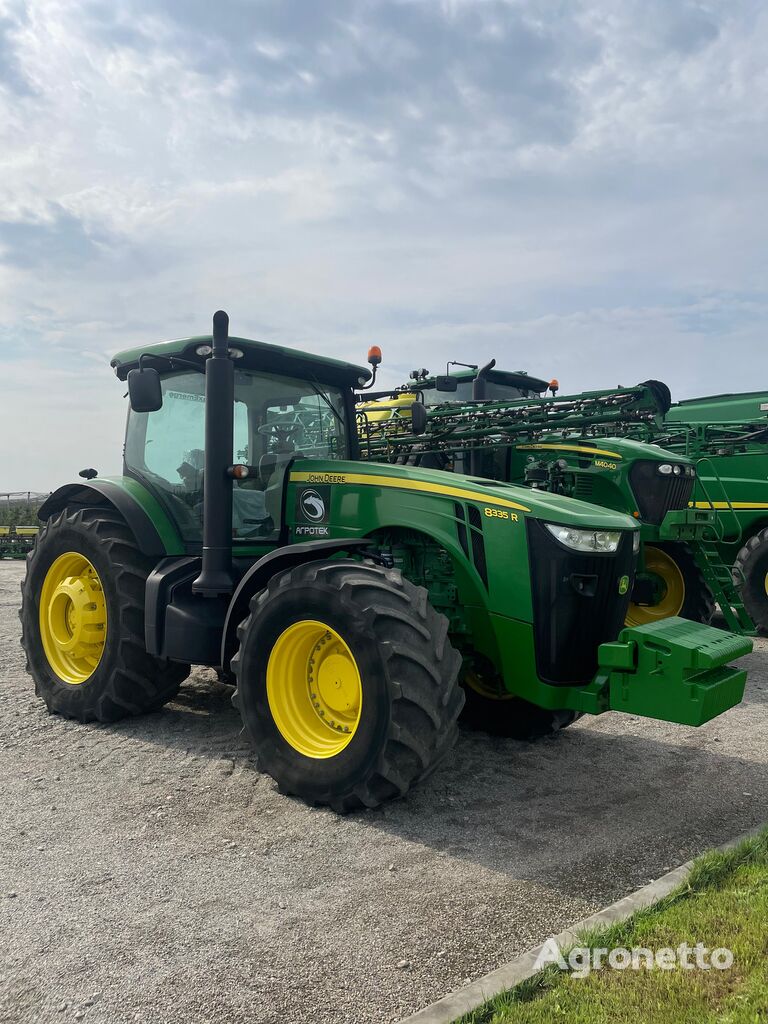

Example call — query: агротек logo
[300,488,326,522]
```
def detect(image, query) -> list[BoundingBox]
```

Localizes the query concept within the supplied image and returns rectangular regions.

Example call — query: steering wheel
[258,422,301,439]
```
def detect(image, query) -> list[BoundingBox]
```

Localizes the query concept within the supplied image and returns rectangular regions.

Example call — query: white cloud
[0,0,767,491]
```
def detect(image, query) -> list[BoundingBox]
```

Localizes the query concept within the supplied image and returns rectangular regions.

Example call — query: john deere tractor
[608,391,768,632]
[20,313,752,808]
[358,368,755,636]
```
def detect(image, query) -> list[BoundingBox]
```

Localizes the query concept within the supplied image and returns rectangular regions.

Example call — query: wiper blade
[308,377,343,423]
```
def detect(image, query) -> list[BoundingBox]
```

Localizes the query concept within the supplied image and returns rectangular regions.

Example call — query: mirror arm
[357,364,378,391]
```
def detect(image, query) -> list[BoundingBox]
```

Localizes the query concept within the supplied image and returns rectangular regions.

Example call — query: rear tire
[231,559,464,812]
[20,508,189,722]
[734,528,768,632]
[626,542,714,627]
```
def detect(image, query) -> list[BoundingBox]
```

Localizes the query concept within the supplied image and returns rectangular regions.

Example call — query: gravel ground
[1,560,766,1024]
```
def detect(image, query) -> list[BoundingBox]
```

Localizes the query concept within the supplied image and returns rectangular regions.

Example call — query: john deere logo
[618,575,630,596]
[300,488,326,522]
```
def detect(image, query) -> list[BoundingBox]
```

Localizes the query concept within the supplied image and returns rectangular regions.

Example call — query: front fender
[221,537,371,670]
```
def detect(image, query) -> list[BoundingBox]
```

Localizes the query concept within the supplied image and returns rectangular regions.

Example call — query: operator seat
[258,452,294,523]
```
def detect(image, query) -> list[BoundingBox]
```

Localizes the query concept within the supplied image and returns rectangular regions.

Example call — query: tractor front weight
[594,617,751,726]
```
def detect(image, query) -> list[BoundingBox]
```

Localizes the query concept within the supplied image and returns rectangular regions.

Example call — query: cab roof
[437,366,550,393]
[111,335,371,389]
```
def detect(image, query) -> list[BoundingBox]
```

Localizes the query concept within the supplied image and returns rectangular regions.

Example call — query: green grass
[456,827,768,1024]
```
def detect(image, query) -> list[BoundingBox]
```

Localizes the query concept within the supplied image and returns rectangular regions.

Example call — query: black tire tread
[460,680,581,740]
[734,527,768,632]
[652,541,715,624]
[231,559,463,812]
[20,507,189,723]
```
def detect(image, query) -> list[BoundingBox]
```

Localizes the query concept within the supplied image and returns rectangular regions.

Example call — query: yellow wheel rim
[266,620,362,758]
[625,546,685,626]
[39,552,107,684]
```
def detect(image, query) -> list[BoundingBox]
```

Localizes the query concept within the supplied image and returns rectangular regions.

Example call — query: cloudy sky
[1,0,766,492]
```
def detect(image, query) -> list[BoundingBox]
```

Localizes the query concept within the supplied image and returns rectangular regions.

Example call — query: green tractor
[358,368,754,635]
[626,391,768,632]
[20,313,752,809]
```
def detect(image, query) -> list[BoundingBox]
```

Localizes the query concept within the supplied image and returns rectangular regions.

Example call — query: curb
[399,826,764,1024]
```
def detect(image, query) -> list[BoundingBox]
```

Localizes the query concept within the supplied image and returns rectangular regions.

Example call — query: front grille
[527,520,636,685]
[467,505,489,588]
[573,475,595,501]
[628,461,694,525]
[454,502,469,559]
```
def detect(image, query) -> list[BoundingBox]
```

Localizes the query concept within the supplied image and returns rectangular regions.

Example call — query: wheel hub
[267,620,362,758]
[39,553,107,684]
[48,574,106,660]
[625,546,685,626]
[315,652,359,721]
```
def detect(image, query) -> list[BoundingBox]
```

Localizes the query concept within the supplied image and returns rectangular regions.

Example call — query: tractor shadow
[95,649,767,905]
[364,650,768,902]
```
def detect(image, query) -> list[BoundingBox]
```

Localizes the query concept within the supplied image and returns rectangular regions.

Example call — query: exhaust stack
[192,310,235,596]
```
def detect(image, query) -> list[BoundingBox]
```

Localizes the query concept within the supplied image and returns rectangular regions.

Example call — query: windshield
[125,369,348,543]
[423,380,533,406]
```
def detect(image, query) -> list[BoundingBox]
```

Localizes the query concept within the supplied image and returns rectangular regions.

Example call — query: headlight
[658,462,691,476]
[633,532,641,553]
[545,524,622,553]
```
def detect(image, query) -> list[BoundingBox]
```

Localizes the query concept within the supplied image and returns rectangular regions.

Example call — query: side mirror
[434,375,458,393]
[127,367,163,413]
[410,402,428,435]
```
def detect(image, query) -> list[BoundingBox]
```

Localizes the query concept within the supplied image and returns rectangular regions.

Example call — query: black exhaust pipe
[192,310,235,597]
[470,359,496,476]
[472,358,496,402]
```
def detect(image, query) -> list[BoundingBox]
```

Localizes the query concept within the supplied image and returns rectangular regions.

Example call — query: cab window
[124,369,348,544]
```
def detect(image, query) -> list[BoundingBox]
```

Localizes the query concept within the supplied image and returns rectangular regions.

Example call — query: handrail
[693,456,743,546]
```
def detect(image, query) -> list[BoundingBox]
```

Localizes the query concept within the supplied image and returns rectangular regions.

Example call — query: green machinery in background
[1,525,39,559]
[357,373,755,635]
[19,314,752,809]
[616,391,768,631]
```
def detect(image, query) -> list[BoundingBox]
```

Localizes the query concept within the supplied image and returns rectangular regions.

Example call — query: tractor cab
[418,364,550,406]
[112,330,369,550]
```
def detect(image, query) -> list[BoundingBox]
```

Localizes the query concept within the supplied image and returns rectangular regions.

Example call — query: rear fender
[38,477,183,557]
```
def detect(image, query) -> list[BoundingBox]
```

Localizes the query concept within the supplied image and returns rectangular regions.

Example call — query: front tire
[734,527,768,632]
[231,559,464,812]
[20,508,189,722]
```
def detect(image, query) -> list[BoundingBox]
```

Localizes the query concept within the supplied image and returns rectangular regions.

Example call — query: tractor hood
[516,435,693,467]
[294,460,639,532]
